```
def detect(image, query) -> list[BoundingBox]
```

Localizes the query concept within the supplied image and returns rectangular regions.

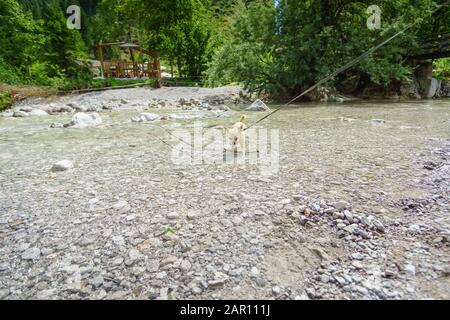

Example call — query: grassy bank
[0,84,57,111]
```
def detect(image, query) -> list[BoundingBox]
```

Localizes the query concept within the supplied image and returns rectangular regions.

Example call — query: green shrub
[433,58,450,81]
[205,0,438,99]
[0,57,21,85]
[29,62,65,87]
[0,91,13,111]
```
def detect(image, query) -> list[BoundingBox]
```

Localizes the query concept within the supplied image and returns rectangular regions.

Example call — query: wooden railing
[102,60,160,79]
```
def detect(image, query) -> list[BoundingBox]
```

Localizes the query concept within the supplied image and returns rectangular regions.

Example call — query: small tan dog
[226,115,247,152]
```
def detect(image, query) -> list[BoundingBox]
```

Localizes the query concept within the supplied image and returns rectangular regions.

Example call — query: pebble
[404,264,416,276]
[0,289,10,299]
[337,223,346,229]
[344,224,358,233]
[21,247,41,260]
[254,277,266,287]
[334,201,348,211]
[112,235,125,246]
[180,260,192,272]
[232,217,243,225]
[128,249,141,261]
[344,210,354,222]
[360,216,372,227]
[187,211,198,220]
[334,275,347,286]
[51,160,73,172]
[89,275,104,288]
[305,287,316,298]
[50,122,64,128]
[373,220,385,233]
[167,212,179,220]
[146,260,159,273]
[112,257,124,266]
[356,286,369,295]
[16,243,30,252]
[250,267,259,277]
[113,200,131,214]
[160,256,177,267]
[155,271,167,280]
[208,276,229,288]
[333,212,345,219]
[351,253,364,261]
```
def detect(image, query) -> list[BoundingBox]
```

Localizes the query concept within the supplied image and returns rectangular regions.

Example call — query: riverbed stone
[65,112,102,128]
[21,247,41,260]
[245,99,270,112]
[29,109,48,116]
[13,111,28,118]
[131,113,160,122]
[51,160,74,172]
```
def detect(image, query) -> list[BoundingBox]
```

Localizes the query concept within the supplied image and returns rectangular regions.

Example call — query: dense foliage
[205,0,449,98]
[0,91,13,111]
[433,58,450,80]
[0,0,448,97]
[0,0,92,88]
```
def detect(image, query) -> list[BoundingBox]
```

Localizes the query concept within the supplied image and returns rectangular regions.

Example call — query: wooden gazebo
[96,41,161,82]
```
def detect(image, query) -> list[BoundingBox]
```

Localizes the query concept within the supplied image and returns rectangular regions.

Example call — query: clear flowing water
[1,100,448,215]
[0,99,449,300]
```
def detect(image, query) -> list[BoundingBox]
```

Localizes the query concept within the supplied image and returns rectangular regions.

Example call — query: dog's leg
[239,136,245,154]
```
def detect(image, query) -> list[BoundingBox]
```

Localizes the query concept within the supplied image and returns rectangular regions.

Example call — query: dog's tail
[240,115,246,123]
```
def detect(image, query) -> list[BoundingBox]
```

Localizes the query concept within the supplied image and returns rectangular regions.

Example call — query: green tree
[205,0,447,99]
[26,4,91,87]
[116,0,215,77]
[0,0,43,82]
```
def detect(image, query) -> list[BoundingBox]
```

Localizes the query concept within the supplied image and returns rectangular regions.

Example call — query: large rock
[0,111,14,118]
[426,77,442,98]
[52,104,74,114]
[19,106,33,112]
[64,112,102,128]
[441,80,450,97]
[400,79,421,99]
[13,111,29,118]
[29,109,48,116]
[50,122,64,128]
[246,99,271,112]
[131,113,160,122]
[415,63,442,98]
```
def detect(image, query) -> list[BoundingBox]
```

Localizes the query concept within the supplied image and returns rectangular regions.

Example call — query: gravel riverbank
[1,86,247,118]
[0,97,449,300]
